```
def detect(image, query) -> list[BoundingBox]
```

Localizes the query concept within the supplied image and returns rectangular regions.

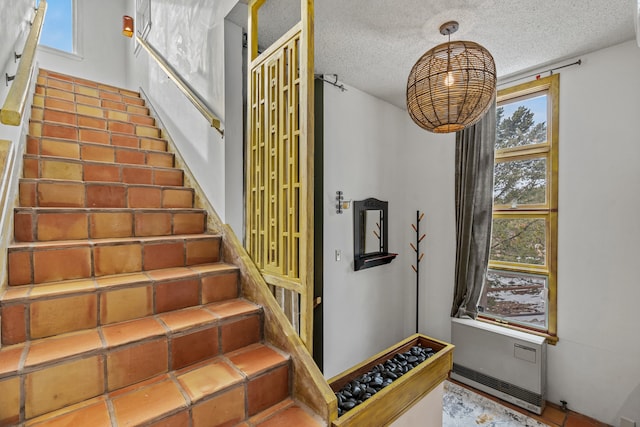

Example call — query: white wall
[0,0,34,106]
[125,0,242,228]
[37,0,129,88]
[322,40,640,425]
[0,0,35,143]
[547,39,640,425]
[223,11,246,238]
[322,81,453,378]
[140,0,238,123]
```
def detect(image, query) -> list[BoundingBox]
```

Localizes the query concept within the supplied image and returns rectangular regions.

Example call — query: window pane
[496,94,547,149]
[40,0,73,53]
[490,218,546,266]
[480,270,547,329]
[494,157,547,206]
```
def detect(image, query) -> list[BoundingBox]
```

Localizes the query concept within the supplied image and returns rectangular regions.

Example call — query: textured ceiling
[234,0,637,109]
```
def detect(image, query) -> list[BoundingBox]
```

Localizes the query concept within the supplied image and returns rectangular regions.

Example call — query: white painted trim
[37,0,82,57]
[451,317,546,345]
[37,44,83,61]
[73,0,83,57]
[636,0,640,47]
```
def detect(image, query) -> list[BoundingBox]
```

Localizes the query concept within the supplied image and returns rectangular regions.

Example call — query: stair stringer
[140,90,338,426]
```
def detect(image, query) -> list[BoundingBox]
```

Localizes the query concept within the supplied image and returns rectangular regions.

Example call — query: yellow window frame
[483,74,559,343]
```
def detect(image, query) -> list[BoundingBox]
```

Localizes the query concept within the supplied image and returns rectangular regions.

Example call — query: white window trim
[37,0,83,59]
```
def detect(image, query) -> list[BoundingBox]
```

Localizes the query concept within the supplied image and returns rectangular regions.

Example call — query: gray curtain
[451,100,496,318]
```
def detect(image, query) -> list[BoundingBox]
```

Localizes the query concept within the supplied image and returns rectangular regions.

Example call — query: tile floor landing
[450,379,611,427]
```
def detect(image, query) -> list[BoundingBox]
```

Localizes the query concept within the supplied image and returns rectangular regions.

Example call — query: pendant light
[406,21,496,133]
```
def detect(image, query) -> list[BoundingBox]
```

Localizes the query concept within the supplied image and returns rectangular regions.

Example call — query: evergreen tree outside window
[479,74,559,342]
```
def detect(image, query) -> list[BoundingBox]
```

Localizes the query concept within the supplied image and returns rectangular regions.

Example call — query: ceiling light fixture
[406,21,496,133]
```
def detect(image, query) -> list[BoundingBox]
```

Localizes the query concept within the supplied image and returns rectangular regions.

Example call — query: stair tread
[15,206,205,214]
[19,177,188,189]
[23,154,179,170]
[23,343,294,427]
[30,133,168,149]
[14,206,207,243]
[27,132,168,149]
[9,233,217,249]
[251,399,323,427]
[2,262,237,301]
[34,103,152,121]
[39,68,142,96]
[0,299,263,377]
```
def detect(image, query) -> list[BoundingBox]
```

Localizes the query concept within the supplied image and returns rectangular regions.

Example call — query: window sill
[477,316,559,345]
[37,45,84,61]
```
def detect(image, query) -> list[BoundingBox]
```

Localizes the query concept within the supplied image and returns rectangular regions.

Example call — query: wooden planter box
[328,333,454,427]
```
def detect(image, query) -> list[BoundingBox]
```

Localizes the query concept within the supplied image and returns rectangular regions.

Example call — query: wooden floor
[450,379,610,427]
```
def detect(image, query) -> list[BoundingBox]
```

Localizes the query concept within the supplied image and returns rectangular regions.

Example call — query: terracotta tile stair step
[0,299,263,378]
[250,398,324,426]
[0,303,281,424]
[31,104,156,129]
[6,234,221,287]
[22,154,183,186]
[19,339,293,427]
[32,88,145,116]
[18,179,194,209]
[1,263,241,345]
[35,70,145,106]
[26,134,168,160]
[25,129,173,165]
[33,92,150,118]
[14,207,206,242]
[29,116,161,142]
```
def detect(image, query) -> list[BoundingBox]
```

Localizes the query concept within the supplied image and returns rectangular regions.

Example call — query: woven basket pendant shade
[406,22,496,133]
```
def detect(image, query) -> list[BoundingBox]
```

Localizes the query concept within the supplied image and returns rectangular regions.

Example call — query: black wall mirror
[353,198,397,271]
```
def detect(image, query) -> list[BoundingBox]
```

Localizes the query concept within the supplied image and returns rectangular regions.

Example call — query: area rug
[443,381,548,426]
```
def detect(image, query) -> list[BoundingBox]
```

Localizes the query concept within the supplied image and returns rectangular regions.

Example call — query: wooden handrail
[136,36,223,136]
[1,0,47,126]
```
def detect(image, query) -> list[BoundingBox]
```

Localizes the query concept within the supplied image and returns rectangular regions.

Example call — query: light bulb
[444,71,455,87]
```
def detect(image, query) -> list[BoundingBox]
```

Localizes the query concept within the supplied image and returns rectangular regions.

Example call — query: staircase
[0,69,322,426]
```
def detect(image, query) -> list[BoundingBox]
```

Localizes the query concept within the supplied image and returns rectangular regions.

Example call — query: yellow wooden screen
[246,0,314,351]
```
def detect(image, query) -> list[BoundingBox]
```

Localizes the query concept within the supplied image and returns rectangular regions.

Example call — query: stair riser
[18,181,193,209]
[1,270,239,345]
[36,86,145,106]
[30,118,161,143]
[32,104,155,127]
[14,210,204,242]
[7,236,220,286]
[25,135,172,167]
[36,72,143,101]
[22,157,182,186]
[22,155,182,186]
[27,135,167,158]
[3,312,270,421]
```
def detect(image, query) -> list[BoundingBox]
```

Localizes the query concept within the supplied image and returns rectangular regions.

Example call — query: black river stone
[334,344,438,417]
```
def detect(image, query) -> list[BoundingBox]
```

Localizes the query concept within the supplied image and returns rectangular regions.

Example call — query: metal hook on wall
[315,74,347,92]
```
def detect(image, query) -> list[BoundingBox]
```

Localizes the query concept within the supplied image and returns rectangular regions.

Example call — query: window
[38,0,75,54]
[479,74,559,341]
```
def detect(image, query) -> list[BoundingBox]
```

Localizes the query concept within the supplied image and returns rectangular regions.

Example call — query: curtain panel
[451,101,496,318]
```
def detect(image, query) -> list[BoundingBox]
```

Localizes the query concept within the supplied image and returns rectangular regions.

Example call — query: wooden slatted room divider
[246,0,315,351]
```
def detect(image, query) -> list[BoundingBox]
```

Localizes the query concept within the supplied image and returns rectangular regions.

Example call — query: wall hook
[315,74,347,92]
[6,73,16,86]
